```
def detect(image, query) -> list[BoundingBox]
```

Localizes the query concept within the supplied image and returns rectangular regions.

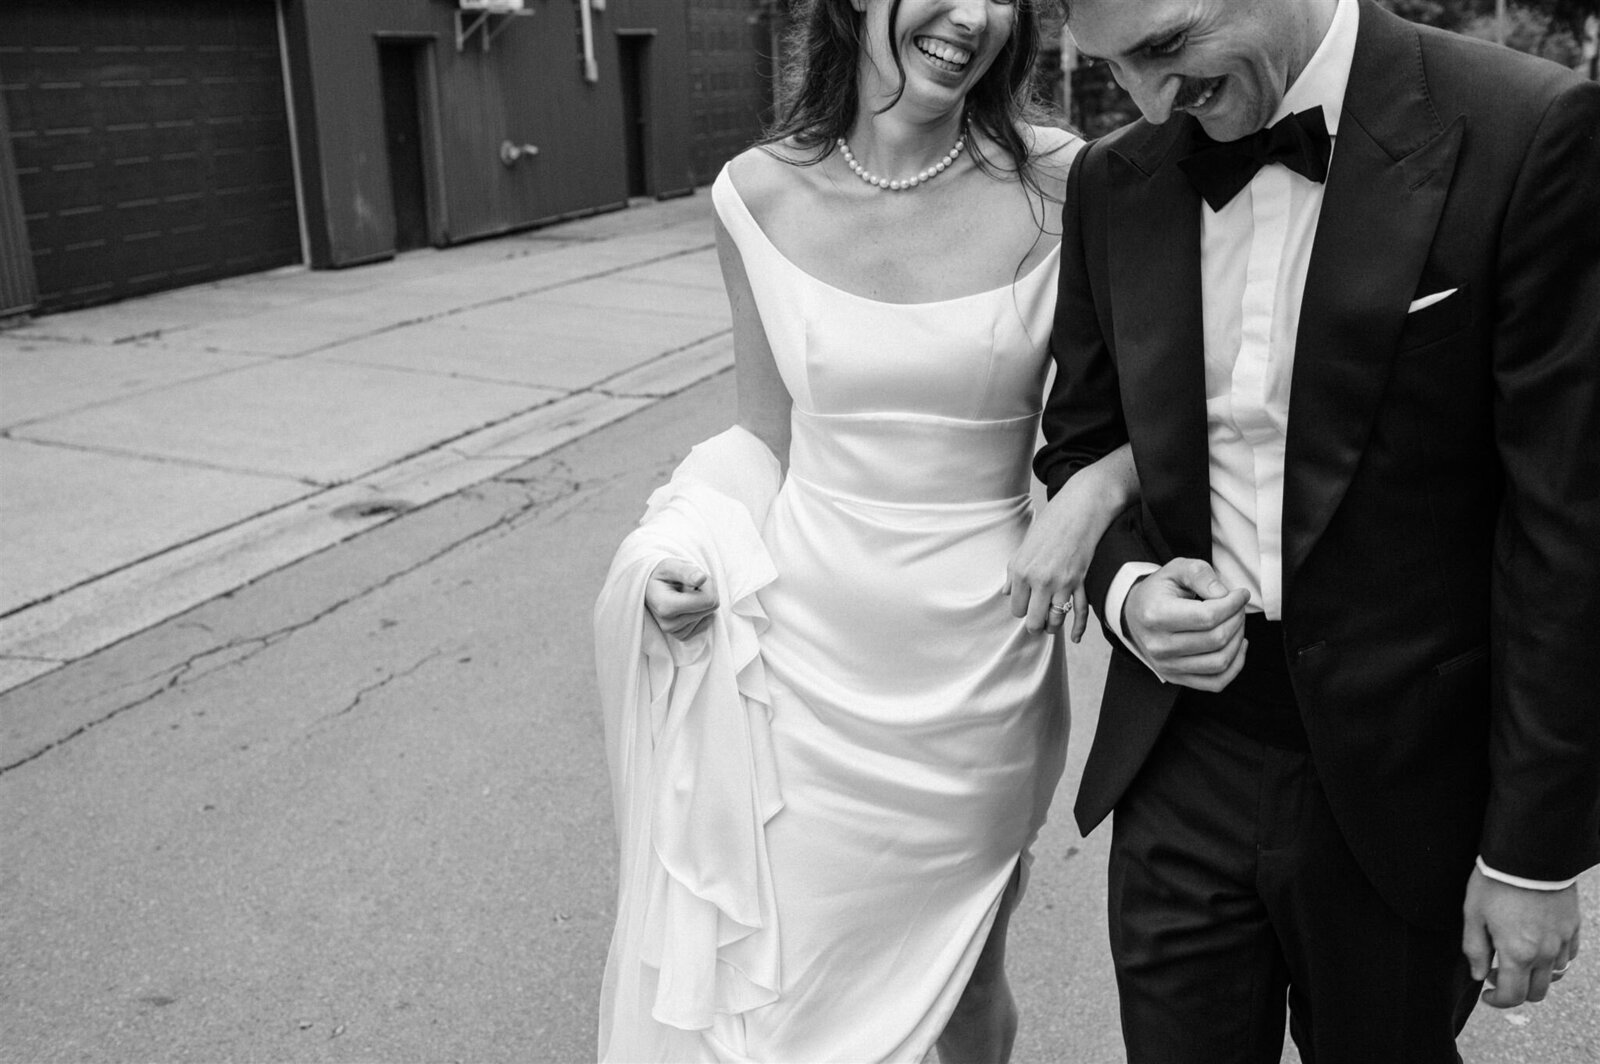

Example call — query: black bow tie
[1179,106,1332,211]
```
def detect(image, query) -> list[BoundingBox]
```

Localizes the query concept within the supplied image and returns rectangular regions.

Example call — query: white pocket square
[1407,288,1458,313]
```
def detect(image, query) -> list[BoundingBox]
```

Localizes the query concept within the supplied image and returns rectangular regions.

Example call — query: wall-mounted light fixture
[456,0,534,52]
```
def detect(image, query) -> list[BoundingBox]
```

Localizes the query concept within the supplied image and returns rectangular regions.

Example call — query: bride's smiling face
[856,0,1017,117]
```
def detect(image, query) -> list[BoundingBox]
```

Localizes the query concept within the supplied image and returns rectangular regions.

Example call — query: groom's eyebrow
[1078,18,1192,63]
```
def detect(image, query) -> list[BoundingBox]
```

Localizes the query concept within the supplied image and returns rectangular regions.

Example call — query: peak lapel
[1108,118,1212,563]
[1283,1,1464,586]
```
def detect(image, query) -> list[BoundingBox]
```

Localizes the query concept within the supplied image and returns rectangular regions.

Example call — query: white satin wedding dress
[601,164,1070,1062]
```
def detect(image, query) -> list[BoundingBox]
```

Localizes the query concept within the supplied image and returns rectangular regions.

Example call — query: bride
[594,0,1137,1058]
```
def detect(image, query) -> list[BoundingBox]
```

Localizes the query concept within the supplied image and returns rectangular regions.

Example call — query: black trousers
[1107,619,1480,1063]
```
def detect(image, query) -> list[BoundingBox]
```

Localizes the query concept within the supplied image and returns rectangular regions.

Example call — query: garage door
[0,0,300,312]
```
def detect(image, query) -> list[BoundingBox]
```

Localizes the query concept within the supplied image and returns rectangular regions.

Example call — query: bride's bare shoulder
[1022,123,1084,203]
[1027,124,1084,176]
[727,140,826,218]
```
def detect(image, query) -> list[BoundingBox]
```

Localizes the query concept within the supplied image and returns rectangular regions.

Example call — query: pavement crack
[0,433,315,485]
[305,243,716,358]
[587,329,732,399]
[322,650,445,723]
[113,329,166,344]
[0,653,204,775]
[1,473,590,775]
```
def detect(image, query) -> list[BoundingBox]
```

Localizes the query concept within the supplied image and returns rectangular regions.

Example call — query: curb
[0,333,733,695]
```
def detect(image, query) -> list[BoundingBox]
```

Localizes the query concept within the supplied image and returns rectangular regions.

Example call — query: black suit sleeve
[1481,78,1600,881]
[1037,143,1128,495]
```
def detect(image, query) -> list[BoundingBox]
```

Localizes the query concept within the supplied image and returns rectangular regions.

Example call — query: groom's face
[1066,0,1311,142]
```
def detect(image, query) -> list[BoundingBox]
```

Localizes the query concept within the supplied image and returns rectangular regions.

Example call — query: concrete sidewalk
[0,193,731,696]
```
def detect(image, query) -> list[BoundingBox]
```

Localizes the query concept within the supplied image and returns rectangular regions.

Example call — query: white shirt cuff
[1106,562,1163,678]
[1476,856,1579,891]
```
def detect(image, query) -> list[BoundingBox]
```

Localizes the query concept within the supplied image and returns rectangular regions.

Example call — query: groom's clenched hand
[1123,559,1251,691]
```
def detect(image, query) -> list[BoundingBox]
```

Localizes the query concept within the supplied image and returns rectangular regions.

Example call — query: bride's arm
[1005,443,1139,640]
[643,211,793,641]
[719,211,792,469]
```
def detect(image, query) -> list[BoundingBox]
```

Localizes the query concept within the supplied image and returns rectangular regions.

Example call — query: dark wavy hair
[763,0,1064,193]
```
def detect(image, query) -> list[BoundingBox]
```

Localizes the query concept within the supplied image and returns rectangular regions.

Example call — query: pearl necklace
[837,131,966,192]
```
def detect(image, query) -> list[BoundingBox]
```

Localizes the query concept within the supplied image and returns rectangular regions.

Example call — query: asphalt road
[1,369,1593,1062]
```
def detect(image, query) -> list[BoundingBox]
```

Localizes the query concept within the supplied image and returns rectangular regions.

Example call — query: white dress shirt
[1102,0,1572,890]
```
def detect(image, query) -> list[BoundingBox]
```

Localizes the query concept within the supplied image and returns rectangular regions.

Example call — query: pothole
[330,499,414,521]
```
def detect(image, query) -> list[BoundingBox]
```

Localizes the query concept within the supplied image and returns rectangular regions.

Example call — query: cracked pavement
[0,370,724,1064]
[2,373,1595,1063]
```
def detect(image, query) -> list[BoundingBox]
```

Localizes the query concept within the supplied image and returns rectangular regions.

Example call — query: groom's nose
[1112,64,1180,125]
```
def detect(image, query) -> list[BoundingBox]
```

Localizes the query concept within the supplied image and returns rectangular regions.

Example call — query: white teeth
[1183,78,1220,110]
[915,37,972,68]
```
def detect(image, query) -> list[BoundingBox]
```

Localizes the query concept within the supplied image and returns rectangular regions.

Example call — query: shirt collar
[1276,0,1358,135]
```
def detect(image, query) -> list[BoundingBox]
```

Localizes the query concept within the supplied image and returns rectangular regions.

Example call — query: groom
[1018,0,1600,1056]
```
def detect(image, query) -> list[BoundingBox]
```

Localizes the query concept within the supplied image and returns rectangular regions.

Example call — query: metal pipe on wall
[579,0,599,82]
[275,0,313,267]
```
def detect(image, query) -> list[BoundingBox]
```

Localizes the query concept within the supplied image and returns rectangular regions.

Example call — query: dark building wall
[688,0,779,184]
[0,0,770,313]
[609,0,697,195]
[283,0,694,269]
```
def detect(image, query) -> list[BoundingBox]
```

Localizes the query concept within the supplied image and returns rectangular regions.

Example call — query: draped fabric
[594,166,1072,1062]
[595,428,786,1063]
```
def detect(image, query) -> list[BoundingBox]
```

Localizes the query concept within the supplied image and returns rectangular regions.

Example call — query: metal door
[378,40,431,252]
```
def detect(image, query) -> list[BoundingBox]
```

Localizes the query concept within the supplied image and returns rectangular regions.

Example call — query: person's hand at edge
[1463,867,1581,1008]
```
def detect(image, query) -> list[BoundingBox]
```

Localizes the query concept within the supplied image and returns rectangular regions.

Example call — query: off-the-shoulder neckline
[716,167,1061,309]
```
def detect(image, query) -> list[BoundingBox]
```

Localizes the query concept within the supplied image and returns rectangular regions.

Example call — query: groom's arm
[1033,137,1252,691]
[1459,74,1600,1009]
[1034,141,1153,638]
[1034,142,1157,653]
[1037,142,1128,501]
[1480,76,1600,887]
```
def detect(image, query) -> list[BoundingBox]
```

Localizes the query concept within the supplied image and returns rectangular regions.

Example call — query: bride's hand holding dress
[644,560,718,641]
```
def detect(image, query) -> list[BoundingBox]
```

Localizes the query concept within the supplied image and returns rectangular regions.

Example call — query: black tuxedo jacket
[1038,0,1600,926]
